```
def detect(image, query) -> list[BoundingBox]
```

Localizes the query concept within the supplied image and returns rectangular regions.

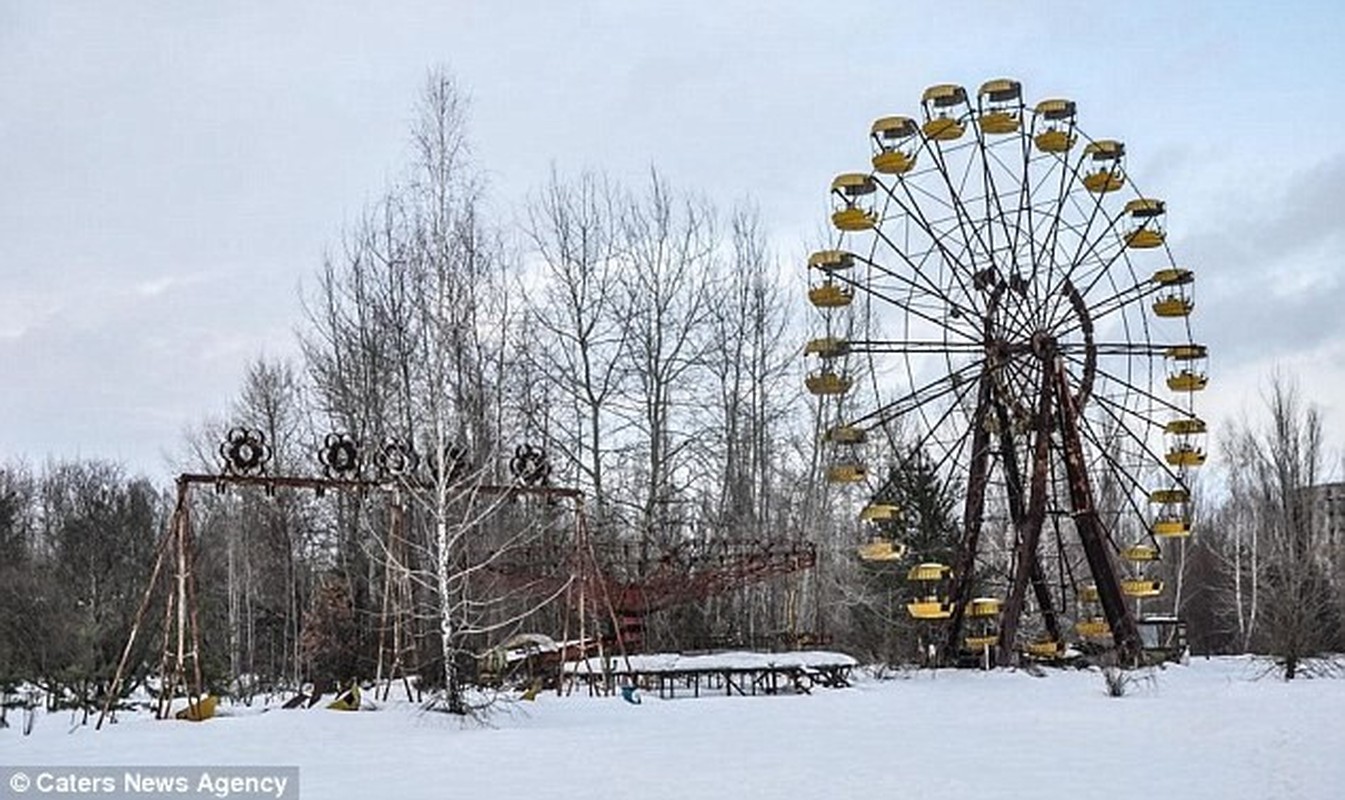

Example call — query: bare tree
[521,169,628,522]
[1218,373,1341,678]
[616,171,718,550]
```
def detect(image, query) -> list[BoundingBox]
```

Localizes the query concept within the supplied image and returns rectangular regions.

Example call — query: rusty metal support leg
[1053,359,1141,664]
[942,369,994,664]
[998,364,1054,666]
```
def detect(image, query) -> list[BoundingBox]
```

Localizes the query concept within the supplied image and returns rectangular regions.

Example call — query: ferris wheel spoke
[1062,350,1197,421]
[833,275,982,345]
[875,181,984,314]
[1060,282,1167,338]
[846,355,987,431]
[919,137,1004,301]
[851,245,983,333]
[1072,392,1177,530]
[855,341,986,356]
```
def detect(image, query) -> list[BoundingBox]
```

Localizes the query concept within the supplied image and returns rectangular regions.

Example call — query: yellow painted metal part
[1085,139,1125,159]
[831,207,877,231]
[1149,488,1191,504]
[1079,584,1100,603]
[827,463,867,484]
[871,116,919,173]
[1082,140,1125,192]
[1083,170,1126,193]
[872,149,917,175]
[806,370,852,396]
[824,425,867,445]
[967,597,1002,617]
[871,115,919,139]
[327,684,361,712]
[1166,344,1208,360]
[1154,519,1192,537]
[965,635,999,650]
[1034,98,1076,120]
[1122,579,1164,598]
[1167,370,1208,392]
[1125,197,1165,216]
[1153,267,1194,286]
[979,78,1022,101]
[805,336,850,359]
[1075,618,1111,639]
[923,117,965,141]
[979,111,1021,134]
[1153,296,1194,317]
[1025,639,1065,658]
[1165,444,1206,467]
[831,173,876,194]
[1034,129,1075,153]
[923,83,968,106]
[808,249,855,271]
[907,600,954,620]
[860,503,900,521]
[1165,417,1207,435]
[1125,229,1165,249]
[808,283,853,308]
[174,695,218,722]
[907,562,951,582]
[1123,544,1161,562]
[858,538,906,562]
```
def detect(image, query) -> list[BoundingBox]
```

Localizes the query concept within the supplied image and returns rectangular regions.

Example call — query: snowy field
[5,657,1342,800]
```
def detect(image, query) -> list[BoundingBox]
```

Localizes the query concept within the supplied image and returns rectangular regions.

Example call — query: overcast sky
[4,1,1345,482]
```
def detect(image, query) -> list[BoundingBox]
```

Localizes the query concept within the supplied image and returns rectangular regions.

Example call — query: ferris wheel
[805,79,1205,665]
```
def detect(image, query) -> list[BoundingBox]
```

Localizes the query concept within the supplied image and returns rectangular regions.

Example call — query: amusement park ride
[97,430,815,727]
[808,79,1203,666]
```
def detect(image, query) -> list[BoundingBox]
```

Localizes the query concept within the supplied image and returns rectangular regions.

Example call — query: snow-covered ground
[5,657,1341,800]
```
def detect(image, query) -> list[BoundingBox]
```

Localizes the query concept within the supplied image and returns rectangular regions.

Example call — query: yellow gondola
[808,283,853,308]
[1165,417,1207,436]
[871,116,920,175]
[1167,369,1208,392]
[967,597,1002,617]
[921,84,968,141]
[808,249,855,272]
[804,336,851,359]
[907,600,954,620]
[858,538,906,562]
[806,370,851,396]
[1149,488,1191,504]
[1082,140,1126,193]
[977,78,1023,135]
[1079,583,1100,603]
[1124,198,1166,249]
[1025,639,1065,659]
[1154,295,1195,317]
[1033,99,1077,153]
[830,173,878,231]
[965,635,999,649]
[1154,518,1192,537]
[1075,618,1111,639]
[827,463,867,484]
[824,425,867,445]
[1165,443,1206,467]
[1165,344,1207,361]
[860,503,900,521]
[907,562,951,582]
[1122,544,1161,562]
[1153,267,1194,286]
[1122,579,1164,598]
